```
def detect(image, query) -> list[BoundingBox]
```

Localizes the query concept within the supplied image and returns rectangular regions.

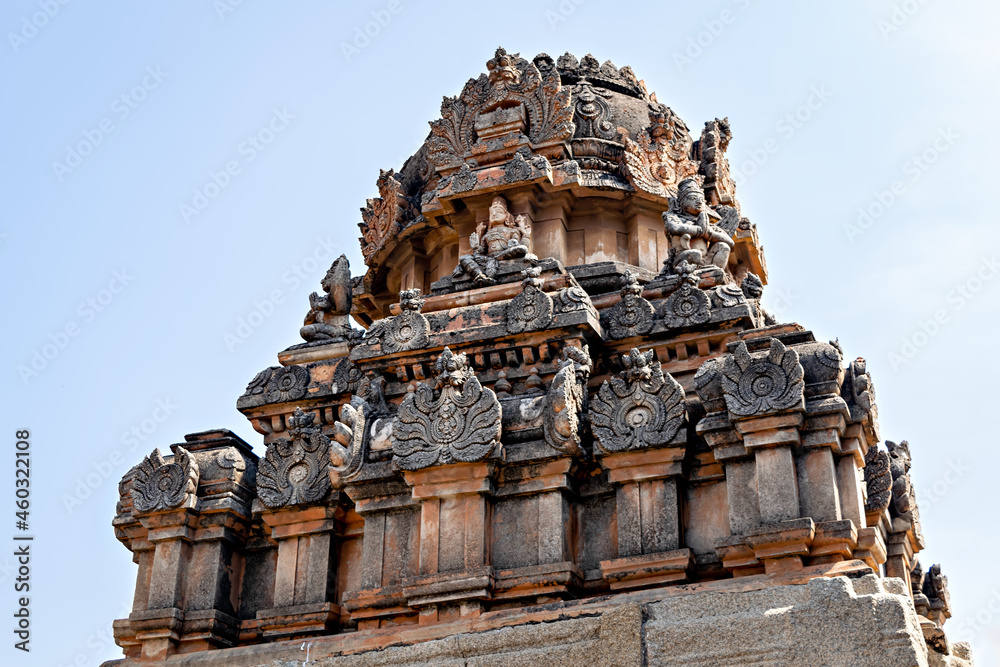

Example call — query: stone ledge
[100,561,969,666]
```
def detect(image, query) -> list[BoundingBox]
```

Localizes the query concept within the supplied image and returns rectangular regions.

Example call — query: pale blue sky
[2,1,999,664]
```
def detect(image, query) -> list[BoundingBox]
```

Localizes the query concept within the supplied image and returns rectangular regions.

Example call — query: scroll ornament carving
[363,289,429,353]
[721,339,805,417]
[503,148,550,183]
[359,169,417,266]
[603,270,654,339]
[392,347,502,470]
[427,47,574,169]
[591,348,685,454]
[620,106,698,197]
[887,440,922,540]
[543,346,592,455]
[332,357,364,396]
[507,266,553,333]
[844,358,879,439]
[256,408,332,509]
[863,446,892,513]
[329,398,368,489]
[553,284,595,315]
[131,447,199,514]
[695,117,737,206]
[659,268,711,328]
[572,78,616,140]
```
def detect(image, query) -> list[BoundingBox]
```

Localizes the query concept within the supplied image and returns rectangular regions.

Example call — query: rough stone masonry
[103,48,974,666]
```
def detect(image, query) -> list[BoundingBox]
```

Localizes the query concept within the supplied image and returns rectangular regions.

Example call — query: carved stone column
[390,347,503,623]
[721,339,812,574]
[594,348,693,589]
[253,408,343,640]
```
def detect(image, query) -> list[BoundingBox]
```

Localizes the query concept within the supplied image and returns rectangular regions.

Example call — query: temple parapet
[105,46,972,666]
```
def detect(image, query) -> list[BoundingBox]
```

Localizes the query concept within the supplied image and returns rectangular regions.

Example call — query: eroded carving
[392,347,502,470]
[659,268,712,328]
[131,447,199,514]
[660,178,734,276]
[257,408,332,509]
[543,345,592,455]
[722,339,805,417]
[507,266,553,333]
[603,270,654,339]
[695,118,737,207]
[364,289,429,353]
[453,196,535,286]
[863,445,892,513]
[330,397,368,489]
[572,79,616,140]
[591,348,685,454]
[359,169,418,266]
[266,366,310,404]
[427,47,574,169]
[620,106,697,197]
[300,255,357,343]
[740,272,777,325]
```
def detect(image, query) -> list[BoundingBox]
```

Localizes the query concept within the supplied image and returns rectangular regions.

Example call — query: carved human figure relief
[131,447,200,514]
[591,348,685,454]
[721,339,805,417]
[256,408,333,509]
[454,196,535,287]
[661,178,734,275]
[392,347,502,470]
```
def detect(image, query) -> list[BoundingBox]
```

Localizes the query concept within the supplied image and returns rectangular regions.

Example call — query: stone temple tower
[105,48,973,666]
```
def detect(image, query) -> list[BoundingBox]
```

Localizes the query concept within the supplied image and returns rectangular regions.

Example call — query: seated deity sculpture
[661,177,734,275]
[453,195,536,286]
[299,255,356,342]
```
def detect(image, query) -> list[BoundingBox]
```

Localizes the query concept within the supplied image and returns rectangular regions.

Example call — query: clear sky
[2,1,998,664]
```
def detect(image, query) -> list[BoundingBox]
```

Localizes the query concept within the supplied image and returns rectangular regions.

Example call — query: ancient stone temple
[105,49,974,666]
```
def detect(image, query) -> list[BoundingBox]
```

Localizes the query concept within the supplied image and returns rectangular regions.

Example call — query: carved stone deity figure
[661,178,734,275]
[300,255,357,342]
[453,195,536,286]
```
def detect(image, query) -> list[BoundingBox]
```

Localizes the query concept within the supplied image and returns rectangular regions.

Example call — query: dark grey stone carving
[330,397,369,489]
[543,345,592,455]
[863,446,892,513]
[591,348,685,454]
[506,266,553,333]
[364,289,429,353]
[266,366,310,404]
[721,339,805,417]
[572,78,616,140]
[256,408,332,509]
[740,273,777,326]
[131,447,199,514]
[392,347,502,470]
[659,272,711,328]
[300,254,357,343]
[603,270,654,339]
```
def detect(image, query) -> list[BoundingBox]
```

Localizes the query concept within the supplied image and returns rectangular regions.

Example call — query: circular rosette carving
[604,293,654,340]
[392,348,502,470]
[332,357,363,395]
[590,349,685,454]
[256,408,332,508]
[130,447,199,514]
[659,284,711,328]
[265,365,309,404]
[721,339,805,417]
[382,310,430,353]
[507,285,553,333]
